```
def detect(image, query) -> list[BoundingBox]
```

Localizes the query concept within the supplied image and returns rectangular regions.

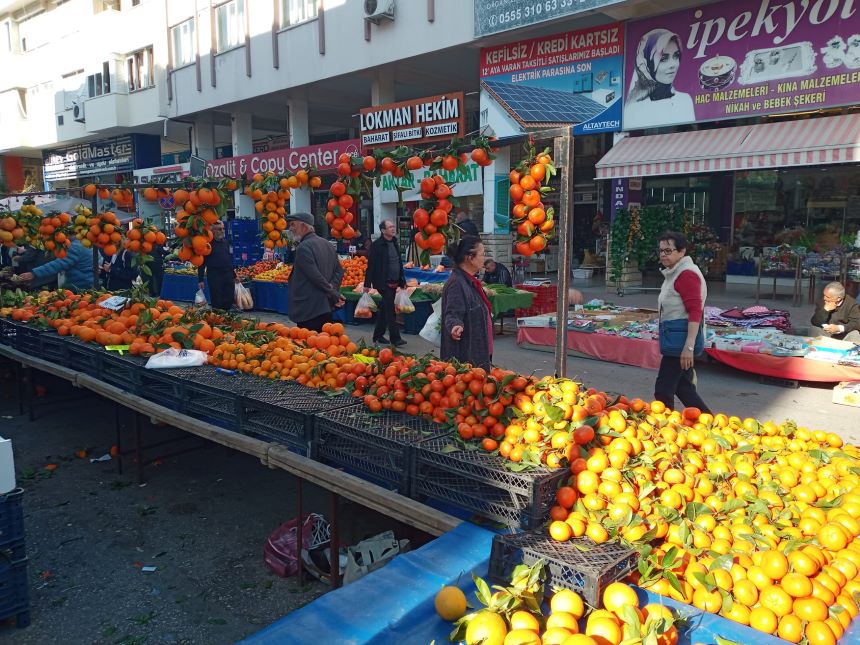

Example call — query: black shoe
[393,338,407,347]
[373,336,390,345]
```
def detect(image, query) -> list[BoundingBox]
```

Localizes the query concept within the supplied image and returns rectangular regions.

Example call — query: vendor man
[483,259,512,287]
[810,281,860,344]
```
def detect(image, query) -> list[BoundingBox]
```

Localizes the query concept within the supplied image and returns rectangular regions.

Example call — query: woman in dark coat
[440,236,492,370]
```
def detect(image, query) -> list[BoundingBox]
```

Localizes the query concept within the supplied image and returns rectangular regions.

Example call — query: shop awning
[595,113,860,179]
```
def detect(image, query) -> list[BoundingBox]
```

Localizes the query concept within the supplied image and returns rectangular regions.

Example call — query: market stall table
[404,267,449,283]
[251,280,290,314]
[705,348,860,383]
[517,325,662,370]
[160,273,207,302]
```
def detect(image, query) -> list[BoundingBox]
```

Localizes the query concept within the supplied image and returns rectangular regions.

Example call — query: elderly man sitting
[810,281,860,344]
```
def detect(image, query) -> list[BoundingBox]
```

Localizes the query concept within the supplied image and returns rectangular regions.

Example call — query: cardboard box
[833,382,860,408]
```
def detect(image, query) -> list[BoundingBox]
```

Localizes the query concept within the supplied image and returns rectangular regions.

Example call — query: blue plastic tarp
[404,268,449,284]
[239,522,494,645]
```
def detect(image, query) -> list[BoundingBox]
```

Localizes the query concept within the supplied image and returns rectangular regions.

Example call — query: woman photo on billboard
[624,28,696,130]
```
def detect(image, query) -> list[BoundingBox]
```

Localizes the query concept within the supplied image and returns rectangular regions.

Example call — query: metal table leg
[330,492,341,589]
[295,478,304,589]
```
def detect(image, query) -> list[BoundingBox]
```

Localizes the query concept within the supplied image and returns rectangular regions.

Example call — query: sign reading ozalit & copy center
[359,93,465,149]
[204,140,360,179]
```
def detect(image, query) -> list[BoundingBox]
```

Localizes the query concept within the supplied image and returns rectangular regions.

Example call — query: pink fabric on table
[517,326,662,370]
[706,348,860,382]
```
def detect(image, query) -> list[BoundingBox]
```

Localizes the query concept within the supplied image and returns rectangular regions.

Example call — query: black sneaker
[393,338,407,347]
[373,336,390,345]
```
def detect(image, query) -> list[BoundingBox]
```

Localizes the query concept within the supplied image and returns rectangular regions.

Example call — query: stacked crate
[514,283,557,318]
[228,219,263,267]
[0,488,29,628]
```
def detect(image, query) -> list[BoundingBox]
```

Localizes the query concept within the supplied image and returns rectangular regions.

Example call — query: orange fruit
[804,620,836,645]
[748,606,778,634]
[550,589,585,619]
[585,617,622,645]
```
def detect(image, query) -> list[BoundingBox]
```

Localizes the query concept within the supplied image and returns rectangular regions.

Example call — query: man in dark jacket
[362,220,406,346]
[482,259,512,287]
[455,210,479,237]
[197,220,236,310]
[287,212,344,332]
[811,282,860,344]
[103,250,138,291]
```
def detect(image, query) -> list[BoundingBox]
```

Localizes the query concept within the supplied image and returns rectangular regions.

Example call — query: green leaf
[544,405,563,423]
[664,571,683,595]
[472,574,492,607]
[715,638,743,645]
[709,553,734,573]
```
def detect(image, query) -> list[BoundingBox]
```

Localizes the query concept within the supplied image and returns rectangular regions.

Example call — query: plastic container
[488,532,637,606]
[411,438,567,529]
[39,332,68,366]
[0,439,14,495]
[402,301,433,335]
[314,408,448,493]
[0,319,17,346]
[168,367,261,431]
[0,488,24,547]
[99,351,146,392]
[240,382,360,456]
[62,338,103,377]
[0,555,29,628]
[572,268,594,279]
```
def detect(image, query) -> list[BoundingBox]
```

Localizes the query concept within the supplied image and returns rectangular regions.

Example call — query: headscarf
[627,29,683,104]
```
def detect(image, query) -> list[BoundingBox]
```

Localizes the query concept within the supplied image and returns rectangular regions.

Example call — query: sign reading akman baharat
[359,93,464,149]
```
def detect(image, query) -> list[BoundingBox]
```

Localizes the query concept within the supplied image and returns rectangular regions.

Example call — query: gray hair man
[810,281,860,344]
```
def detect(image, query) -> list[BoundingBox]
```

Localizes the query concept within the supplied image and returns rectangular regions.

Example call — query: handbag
[659,319,704,357]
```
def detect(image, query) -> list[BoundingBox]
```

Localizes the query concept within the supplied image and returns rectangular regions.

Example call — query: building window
[93,0,119,13]
[87,61,111,97]
[127,46,154,92]
[282,0,317,27]
[216,0,245,52]
[170,18,195,67]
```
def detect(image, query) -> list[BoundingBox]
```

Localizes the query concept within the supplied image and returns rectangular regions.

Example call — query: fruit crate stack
[99,351,147,393]
[228,219,263,267]
[0,318,17,346]
[0,488,30,628]
[410,437,568,529]
[514,284,556,318]
[239,382,361,456]
[314,407,448,493]
[488,531,637,607]
[62,337,103,378]
[167,367,263,431]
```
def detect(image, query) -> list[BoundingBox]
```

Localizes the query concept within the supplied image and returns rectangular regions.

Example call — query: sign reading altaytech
[359,93,465,149]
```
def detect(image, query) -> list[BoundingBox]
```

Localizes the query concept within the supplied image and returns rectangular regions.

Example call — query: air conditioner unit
[72,89,87,122]
[364,0,395,24]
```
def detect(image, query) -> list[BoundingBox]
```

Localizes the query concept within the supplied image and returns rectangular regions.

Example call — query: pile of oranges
[37,212,73,258]
[340,255,367,286]
[83,211,124,257]
[413,175,456,255]
[208,322,367,388]
[252,265,292,282]
[245,170,322,249]
[173,187,223,267]
[0,203,40,248]
[511,147,556,257]
[140,186,171,203]
[327,178,356,240]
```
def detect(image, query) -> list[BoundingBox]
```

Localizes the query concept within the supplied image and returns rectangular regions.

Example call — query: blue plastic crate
[0,556,30,628]
[403,301,433,335]
[0,489,24,548]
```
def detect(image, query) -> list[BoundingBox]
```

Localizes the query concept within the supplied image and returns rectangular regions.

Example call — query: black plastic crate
[240,382,360,455]
[0,489,24,548]
[138,367,186,411]
[12,323,46,356]
[314,408,448,492]
[40,332,69,366]
[488,532,637,607]
[411,439,568,529]
[63,338,103,377]
[168,367,261,431]
[99,351,146,393]
[0,556,30,628]
[0,318,16,346]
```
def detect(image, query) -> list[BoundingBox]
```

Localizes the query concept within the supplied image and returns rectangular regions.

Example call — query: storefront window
[734,166,860,248]
[642,174,731,242]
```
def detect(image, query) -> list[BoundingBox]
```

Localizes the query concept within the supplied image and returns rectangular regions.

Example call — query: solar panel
[481,79,605,125]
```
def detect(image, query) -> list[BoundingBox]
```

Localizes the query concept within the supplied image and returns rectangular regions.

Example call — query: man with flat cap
[286,212,344,332]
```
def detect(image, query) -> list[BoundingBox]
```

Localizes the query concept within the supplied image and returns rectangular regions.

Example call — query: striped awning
[595,113,860,179]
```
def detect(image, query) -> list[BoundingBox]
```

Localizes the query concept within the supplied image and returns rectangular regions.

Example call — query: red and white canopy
[595,113,860,180]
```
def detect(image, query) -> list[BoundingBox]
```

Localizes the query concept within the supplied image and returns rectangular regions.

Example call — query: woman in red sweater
[654,231,711,413]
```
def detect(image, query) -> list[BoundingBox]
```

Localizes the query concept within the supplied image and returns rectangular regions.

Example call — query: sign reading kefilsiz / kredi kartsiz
[480,23,624,134]
[474,0,626,37]
[623,0,860,130]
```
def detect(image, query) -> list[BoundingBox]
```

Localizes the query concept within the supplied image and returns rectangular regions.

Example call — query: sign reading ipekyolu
[359,93,465,149]
[623,0,860,130]
[205,140,360,179]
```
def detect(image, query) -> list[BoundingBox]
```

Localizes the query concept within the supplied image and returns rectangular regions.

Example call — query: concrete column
[370,69,396,234]
[287,96,311,216]
[231,112,254,219]
[192,113,215,161]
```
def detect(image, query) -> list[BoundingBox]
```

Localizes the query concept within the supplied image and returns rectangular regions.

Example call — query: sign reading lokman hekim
[359,93,465,149]
[474,0,626,37]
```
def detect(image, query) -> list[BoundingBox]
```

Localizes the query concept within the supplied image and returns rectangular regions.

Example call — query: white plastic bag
[194,288,207,306]
[144,348,208,369]
[419,299,442,345]
[354,292,377,319]
[394,289,415,314]
[235,282,254,310]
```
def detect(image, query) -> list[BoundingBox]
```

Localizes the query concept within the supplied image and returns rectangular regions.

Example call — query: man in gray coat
[286,212,344,332]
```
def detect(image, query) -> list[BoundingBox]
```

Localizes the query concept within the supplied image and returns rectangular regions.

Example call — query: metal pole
[553,131,574,378]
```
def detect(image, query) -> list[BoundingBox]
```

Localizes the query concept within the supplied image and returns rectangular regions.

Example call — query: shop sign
[359,93,464,149]
[609,178,627,221]
[205,139,361,179]
[253,135,292,153]
[624,0,860,130]
[133,163,191,185]
[474,0,625,38]
[43,135,134,182]
[480,23,624,134]
[379,161,483,203]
